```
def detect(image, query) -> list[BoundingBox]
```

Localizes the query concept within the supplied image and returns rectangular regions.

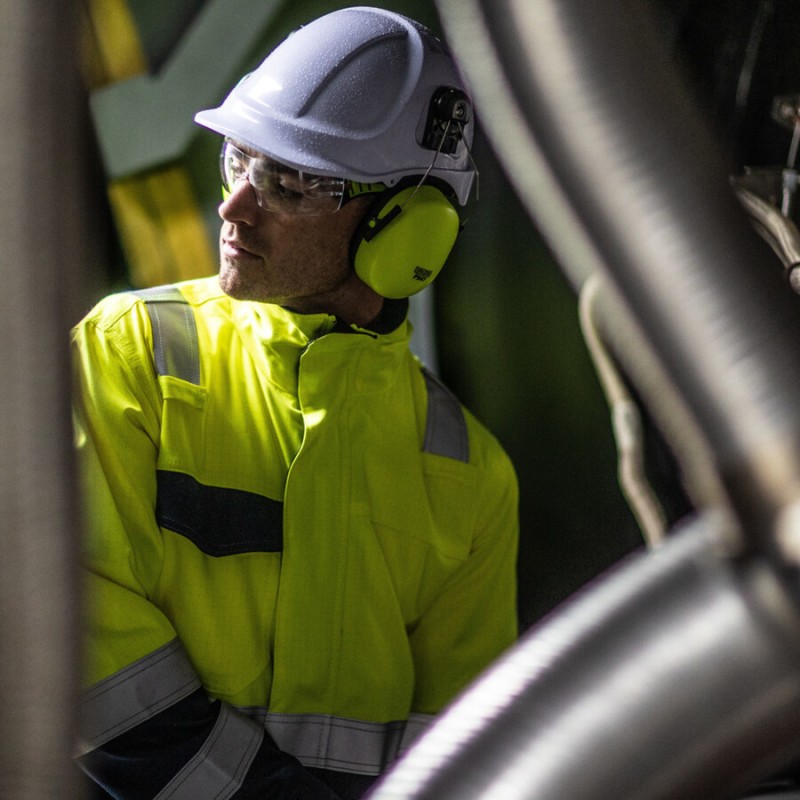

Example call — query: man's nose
[218,178,260,225]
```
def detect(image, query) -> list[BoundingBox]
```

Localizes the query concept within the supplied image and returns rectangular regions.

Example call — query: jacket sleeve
[408,430,520,714]
[71,299,339,800]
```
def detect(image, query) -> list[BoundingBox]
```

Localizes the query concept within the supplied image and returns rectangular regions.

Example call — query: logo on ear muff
[351,184,461,299]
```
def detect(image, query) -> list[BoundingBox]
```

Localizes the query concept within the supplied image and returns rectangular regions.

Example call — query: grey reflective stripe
[242,709,434,775]
[422,368,470,463]
[134,286,201,384]
[78,639,202,754]
[154,704,264,800]
[397,712,431,755]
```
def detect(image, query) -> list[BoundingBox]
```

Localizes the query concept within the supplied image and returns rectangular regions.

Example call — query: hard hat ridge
[195,6,476,205]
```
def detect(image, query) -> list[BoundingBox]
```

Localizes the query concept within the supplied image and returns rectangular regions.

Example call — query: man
[73,7,518,798]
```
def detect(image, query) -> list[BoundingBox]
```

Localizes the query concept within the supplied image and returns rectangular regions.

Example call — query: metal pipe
[0,0,89,795]
[370,514,800,799]
[733,182,800,292]
[437,0,800,544]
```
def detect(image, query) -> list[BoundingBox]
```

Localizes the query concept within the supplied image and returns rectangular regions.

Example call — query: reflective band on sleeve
[154,704,264,800]
[421,368,469,463]
[244,709,434,775]
[79,639,202,754]
[134,286,201,384]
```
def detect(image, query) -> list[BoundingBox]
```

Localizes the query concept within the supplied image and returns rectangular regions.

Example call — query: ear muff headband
[351,184,460,299]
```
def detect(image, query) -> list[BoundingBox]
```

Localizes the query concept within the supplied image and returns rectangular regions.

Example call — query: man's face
[217,144,371,309]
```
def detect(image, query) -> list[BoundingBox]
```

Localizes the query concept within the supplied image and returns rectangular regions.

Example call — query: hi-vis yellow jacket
[72,277,518,796]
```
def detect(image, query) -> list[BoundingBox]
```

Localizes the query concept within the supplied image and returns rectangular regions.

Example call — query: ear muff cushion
[352,185,460,299]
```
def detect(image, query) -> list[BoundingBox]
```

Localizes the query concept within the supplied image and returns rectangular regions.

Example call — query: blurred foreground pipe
[370,514,800,799]
[437,0,800,540]
[0,1,87,796]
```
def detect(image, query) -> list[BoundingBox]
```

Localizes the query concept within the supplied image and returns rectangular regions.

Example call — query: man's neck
[285,276,385,328]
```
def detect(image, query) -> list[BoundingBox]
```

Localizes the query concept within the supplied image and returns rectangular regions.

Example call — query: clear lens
[220,141,346,215]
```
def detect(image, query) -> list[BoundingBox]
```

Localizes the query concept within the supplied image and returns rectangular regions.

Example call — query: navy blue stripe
[156,470,283,556]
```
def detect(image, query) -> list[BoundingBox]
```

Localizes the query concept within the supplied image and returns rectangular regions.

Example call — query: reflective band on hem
[398,712,431,755]
[154,704,264,800]
[422,368,469,463]
[242,708,434,776]
[78,639,201,755]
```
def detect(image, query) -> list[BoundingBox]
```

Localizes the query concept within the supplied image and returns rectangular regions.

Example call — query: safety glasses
[220,140,347,215]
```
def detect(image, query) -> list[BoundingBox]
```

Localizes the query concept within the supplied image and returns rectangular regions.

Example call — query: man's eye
[276,177,304,199]
[227,158,247,179]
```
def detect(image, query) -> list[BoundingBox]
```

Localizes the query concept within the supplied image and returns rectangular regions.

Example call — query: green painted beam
[91,0,288,179]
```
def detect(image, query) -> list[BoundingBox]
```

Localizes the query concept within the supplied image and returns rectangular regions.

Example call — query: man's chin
[217,268,242,298]
[217,267,276,303]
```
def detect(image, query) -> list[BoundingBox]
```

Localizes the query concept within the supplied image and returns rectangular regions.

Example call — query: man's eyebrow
[234,143,328,179]
[244,151,299,175]
[234,142,276,164]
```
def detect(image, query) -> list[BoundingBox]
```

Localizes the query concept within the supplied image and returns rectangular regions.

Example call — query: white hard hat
[194,6,476,205]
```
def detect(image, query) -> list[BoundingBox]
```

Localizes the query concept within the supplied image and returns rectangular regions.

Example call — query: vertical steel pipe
[0,0,89,795]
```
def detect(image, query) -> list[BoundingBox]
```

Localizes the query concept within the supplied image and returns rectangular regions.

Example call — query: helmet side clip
[423,87,471,155]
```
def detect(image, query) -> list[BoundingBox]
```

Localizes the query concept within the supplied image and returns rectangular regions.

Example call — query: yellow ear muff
[352,185,460,299]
